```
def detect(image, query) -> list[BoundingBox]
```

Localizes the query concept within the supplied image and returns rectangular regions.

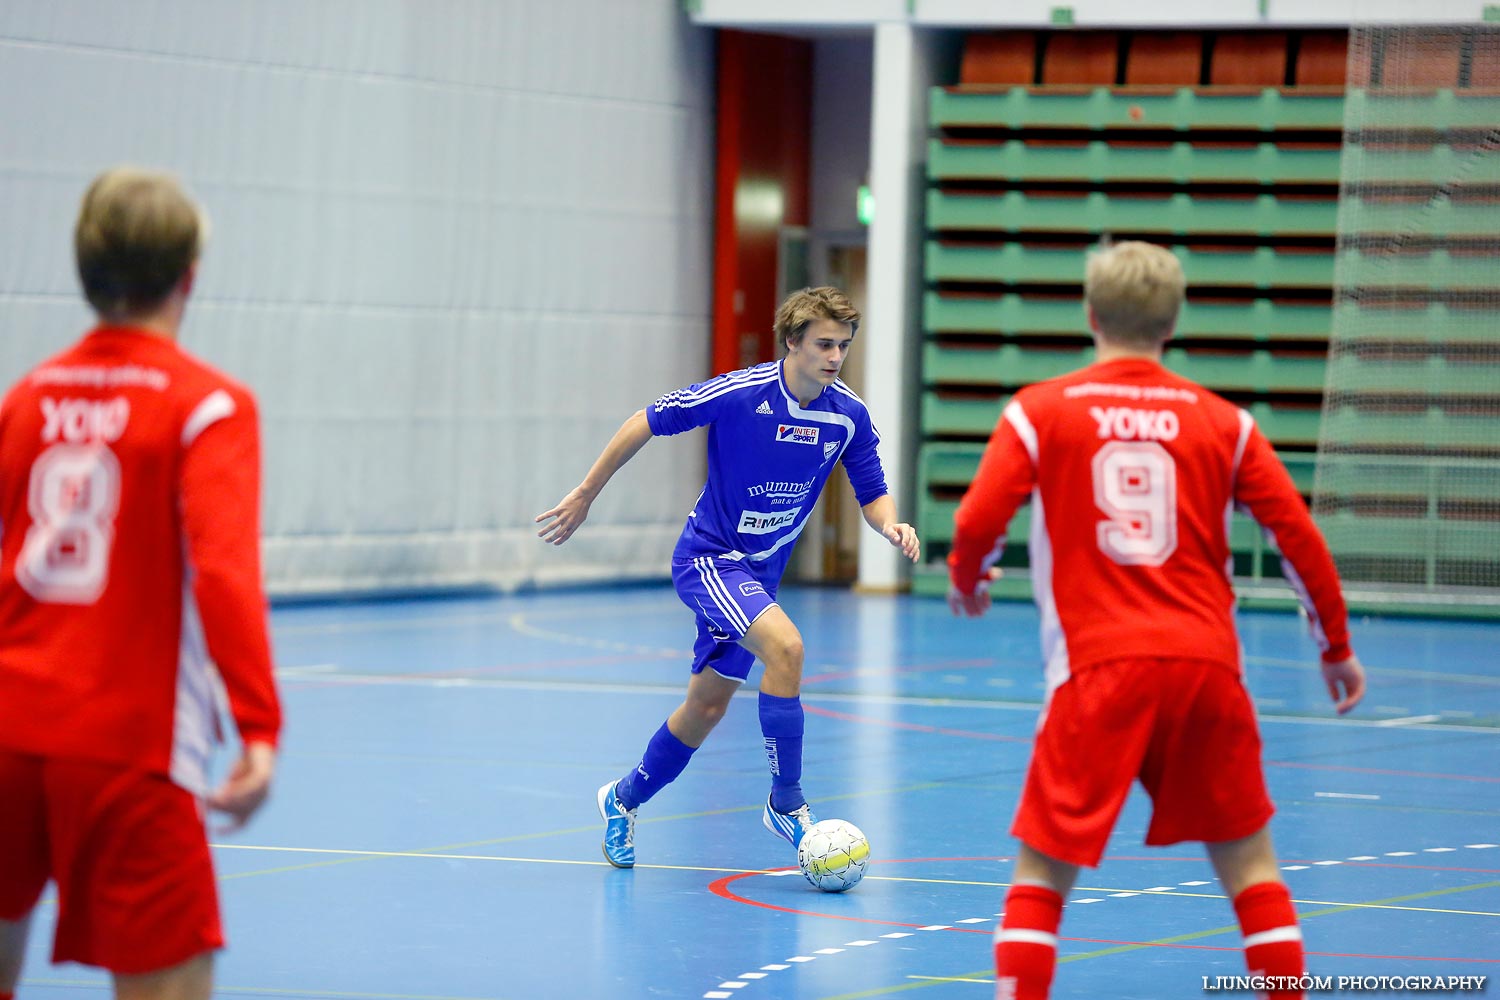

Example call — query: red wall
[712,30,813,374]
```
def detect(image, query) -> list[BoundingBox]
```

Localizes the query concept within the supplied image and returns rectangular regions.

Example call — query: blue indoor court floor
[16,585,1500,999]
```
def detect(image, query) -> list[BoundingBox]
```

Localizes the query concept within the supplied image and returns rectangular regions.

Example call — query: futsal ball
[797,819,870,892]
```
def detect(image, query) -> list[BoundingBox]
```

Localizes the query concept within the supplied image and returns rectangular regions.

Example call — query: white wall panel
[0,1,715,596]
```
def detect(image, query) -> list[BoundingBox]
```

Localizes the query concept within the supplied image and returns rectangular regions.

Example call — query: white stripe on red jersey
[0,327,281,794]
[950,358,1352,686]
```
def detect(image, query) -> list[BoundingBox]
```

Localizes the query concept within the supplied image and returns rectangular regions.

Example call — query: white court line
[263,669,1500,733]
[274,602,681,637]
[217,844,1497,916]
[275,663,339,675]
[1375,714,1444,727]
[212,843,772,876]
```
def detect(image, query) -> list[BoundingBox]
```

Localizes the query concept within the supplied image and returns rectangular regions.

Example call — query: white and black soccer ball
[797,819,870,892]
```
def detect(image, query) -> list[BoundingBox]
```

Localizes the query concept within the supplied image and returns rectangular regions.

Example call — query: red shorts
[0,751,223,974]
[1012,657,1273,868]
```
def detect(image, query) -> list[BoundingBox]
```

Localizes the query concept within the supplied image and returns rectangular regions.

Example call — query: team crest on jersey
[822,441,838,462]
[776,424,818,445]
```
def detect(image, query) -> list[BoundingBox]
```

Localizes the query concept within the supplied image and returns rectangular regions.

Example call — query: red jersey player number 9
[16,442,123,605]
[1090,440,1178,567]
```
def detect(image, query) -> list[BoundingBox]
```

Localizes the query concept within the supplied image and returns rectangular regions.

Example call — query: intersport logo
[776,424,818,445]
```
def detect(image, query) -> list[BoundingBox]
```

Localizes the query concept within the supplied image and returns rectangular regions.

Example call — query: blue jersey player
[536,286,920,868]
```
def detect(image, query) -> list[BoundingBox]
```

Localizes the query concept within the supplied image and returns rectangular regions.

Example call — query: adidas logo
[756,400,772,415]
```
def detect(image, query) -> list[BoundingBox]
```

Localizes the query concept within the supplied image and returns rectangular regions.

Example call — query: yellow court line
[213,780,953,882]
[213,842,1500,919]
[1295,879,1500,920]
[819,973,991,999]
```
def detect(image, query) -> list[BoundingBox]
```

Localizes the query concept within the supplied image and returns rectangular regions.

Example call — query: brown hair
[75,167,204,318]
[1084,240,1186,347]
[774,286,861,353]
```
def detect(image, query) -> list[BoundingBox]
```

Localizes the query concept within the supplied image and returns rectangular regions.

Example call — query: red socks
[1234,881,1306,999]
[993,883,1064,1000]
[993,878,1303,999]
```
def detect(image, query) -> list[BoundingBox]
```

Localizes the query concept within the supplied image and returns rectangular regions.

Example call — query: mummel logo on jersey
[746,477,816,506]
[738,507,801,534]
[776,424,818,445]
[1089,406,1179,441]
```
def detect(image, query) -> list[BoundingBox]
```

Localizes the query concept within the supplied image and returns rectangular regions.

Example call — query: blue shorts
[670,554,779,682]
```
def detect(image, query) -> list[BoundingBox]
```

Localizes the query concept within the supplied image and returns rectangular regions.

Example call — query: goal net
[1311,24,1500,611]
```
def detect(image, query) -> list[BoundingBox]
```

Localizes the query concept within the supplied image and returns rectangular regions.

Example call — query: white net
[1312,25,1500,608]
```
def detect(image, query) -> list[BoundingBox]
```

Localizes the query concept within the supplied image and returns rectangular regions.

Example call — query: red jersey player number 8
[1091,440,1178,567]
[17,442,122,606]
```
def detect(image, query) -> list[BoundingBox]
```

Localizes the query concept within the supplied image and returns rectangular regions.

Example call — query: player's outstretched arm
[207,740,276,834]
[536,409,654,546]
[860,494,920,562]
[1321,653,1365,715]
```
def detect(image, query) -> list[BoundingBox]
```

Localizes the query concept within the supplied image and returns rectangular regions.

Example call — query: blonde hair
[75,167,205,318]
[1084,240,1186,347]
[775,286,861,353]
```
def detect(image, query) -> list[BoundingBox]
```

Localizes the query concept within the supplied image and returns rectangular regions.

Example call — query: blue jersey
[646,360,889,578]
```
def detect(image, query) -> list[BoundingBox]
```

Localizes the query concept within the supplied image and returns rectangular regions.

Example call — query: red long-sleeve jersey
[0,326,281,795]
[949,357,1351,696]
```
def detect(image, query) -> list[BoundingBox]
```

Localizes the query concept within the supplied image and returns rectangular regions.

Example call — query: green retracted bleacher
[927,243,1335,288]
[926,190,1341,236]
[916,29,1347,600]
[929,139,1343,185]
[929,86,1346,131]
[925,292,1334,342]
[918,28,1500,611]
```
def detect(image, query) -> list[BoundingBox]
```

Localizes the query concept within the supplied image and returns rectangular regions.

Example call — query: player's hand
[882,522,920,562]
[207,740,276,835]
[535,487,593,545]
[947,568,1002,618]
[1321,653,1365,715]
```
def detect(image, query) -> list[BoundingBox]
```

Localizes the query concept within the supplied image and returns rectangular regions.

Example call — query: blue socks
[759,691,806,813]
[614,695,806,813]
[616,722,696,810]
